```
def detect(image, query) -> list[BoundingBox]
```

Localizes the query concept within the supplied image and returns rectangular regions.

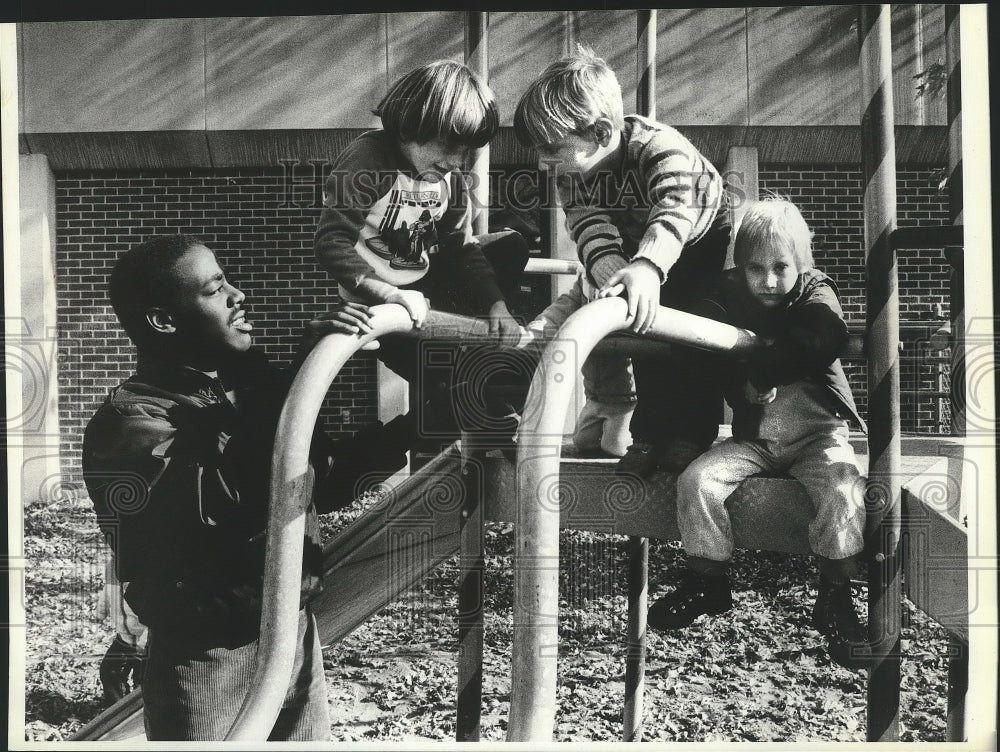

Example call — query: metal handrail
[225,305,493,740]
[507,297,762,741]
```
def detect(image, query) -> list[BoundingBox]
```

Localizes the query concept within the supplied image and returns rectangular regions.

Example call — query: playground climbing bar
[507,299,762,742]
[225,308,497,740]
[457,13,491,739]
[944,4,968,741]
[857,4,902,743]
[465,11,490,237]
[623,7,657,743]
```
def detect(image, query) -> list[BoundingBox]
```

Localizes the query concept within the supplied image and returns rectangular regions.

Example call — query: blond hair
[513,45,624,147]
[733,198,815,270]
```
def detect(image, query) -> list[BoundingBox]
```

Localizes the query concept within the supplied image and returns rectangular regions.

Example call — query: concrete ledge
[21,125,950,170]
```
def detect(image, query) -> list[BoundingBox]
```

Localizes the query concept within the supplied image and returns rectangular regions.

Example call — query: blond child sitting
[647,200,870,670]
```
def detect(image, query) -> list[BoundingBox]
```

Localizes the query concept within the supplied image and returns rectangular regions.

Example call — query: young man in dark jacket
[646,200,871,670]
[82,234,415,740]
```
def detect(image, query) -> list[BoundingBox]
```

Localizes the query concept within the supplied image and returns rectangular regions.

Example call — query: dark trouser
[143,607,329,741]
[377,230,533,452]
[628,212,732,448]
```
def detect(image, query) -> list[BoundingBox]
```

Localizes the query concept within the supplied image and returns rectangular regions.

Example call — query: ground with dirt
[22,489,951,743]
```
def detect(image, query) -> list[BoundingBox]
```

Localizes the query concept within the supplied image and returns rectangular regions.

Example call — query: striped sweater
[561,115,725,288]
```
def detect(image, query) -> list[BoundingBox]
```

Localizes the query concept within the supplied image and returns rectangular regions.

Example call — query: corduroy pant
[143,606,329,741]
[677,425,867,562]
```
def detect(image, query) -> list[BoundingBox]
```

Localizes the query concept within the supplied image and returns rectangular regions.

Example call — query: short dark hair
[109,234,205,347]
[374,60,498,149]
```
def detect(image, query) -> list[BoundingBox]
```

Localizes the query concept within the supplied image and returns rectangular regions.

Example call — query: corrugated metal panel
[573,10,637,120]
[20,126,948,170]
[205,16,383,130]
[20,19,205,133]
[674,125,749,167]
[206,129,367,167]
[657,8,748,125]
[747,6,859,126]
[23,131,210,170]
[490,12,567,126]
[386,12,464,87]
[746,125,862,163]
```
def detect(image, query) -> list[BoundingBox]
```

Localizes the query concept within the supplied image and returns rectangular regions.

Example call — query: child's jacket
[314,130,503,307]
[559,115,725,289]
[693,268,866,441]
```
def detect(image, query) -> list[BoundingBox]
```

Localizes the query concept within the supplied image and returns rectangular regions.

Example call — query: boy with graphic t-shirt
[315,60,530,451]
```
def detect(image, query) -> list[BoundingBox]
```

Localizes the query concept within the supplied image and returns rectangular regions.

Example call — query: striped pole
[465,11,490,236]
[858,5,902,742]
[457,15,489,738]
[945,4,965,436]
[623,533,648,742]
[943,5,968,742]
[623,9,656,743]
[636,10,656,118]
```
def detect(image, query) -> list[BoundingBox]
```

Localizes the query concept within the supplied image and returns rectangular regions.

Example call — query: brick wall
[759,164,952,432]
[55,162,954,482]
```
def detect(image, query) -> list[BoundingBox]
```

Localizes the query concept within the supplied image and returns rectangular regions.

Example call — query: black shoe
[99,635,145,705]
[648,570,733,631]
[811,578,872,669]
[657,437,707,473]
[615,442,659,478]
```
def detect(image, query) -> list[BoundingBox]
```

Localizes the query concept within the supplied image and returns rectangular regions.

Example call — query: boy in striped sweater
[514,46,731,476]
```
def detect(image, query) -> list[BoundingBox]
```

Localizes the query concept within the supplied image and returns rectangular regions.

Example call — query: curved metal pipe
[506,298,761,742]
[226,305,491,740]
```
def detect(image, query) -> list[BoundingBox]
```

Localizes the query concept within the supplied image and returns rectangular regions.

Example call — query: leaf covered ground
[22,490,951,743]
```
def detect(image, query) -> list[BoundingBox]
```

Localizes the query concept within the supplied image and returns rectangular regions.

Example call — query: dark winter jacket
[82,348,411,648]
[692,267,866,441]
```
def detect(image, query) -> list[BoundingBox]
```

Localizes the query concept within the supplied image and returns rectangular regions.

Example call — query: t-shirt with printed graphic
[314,130,503,309]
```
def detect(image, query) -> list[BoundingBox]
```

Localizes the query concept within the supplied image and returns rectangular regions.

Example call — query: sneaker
[811,579,872,669]
[647,570,733,631]
[615,442,659,478]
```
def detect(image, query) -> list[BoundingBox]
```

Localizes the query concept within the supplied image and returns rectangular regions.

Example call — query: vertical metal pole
[947,635,969,742]
[456,440,485,741]
[944,5,968,741]
[623,537,648,741]
[623,8,655,743]
[913,4,926,126]
[547,10,577,299]
[455,12,490,740]
[945,3,965,437]
[858,5,902,742]
[636,9,657,119]
[465,11,490,237]
[456,15,489,739]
